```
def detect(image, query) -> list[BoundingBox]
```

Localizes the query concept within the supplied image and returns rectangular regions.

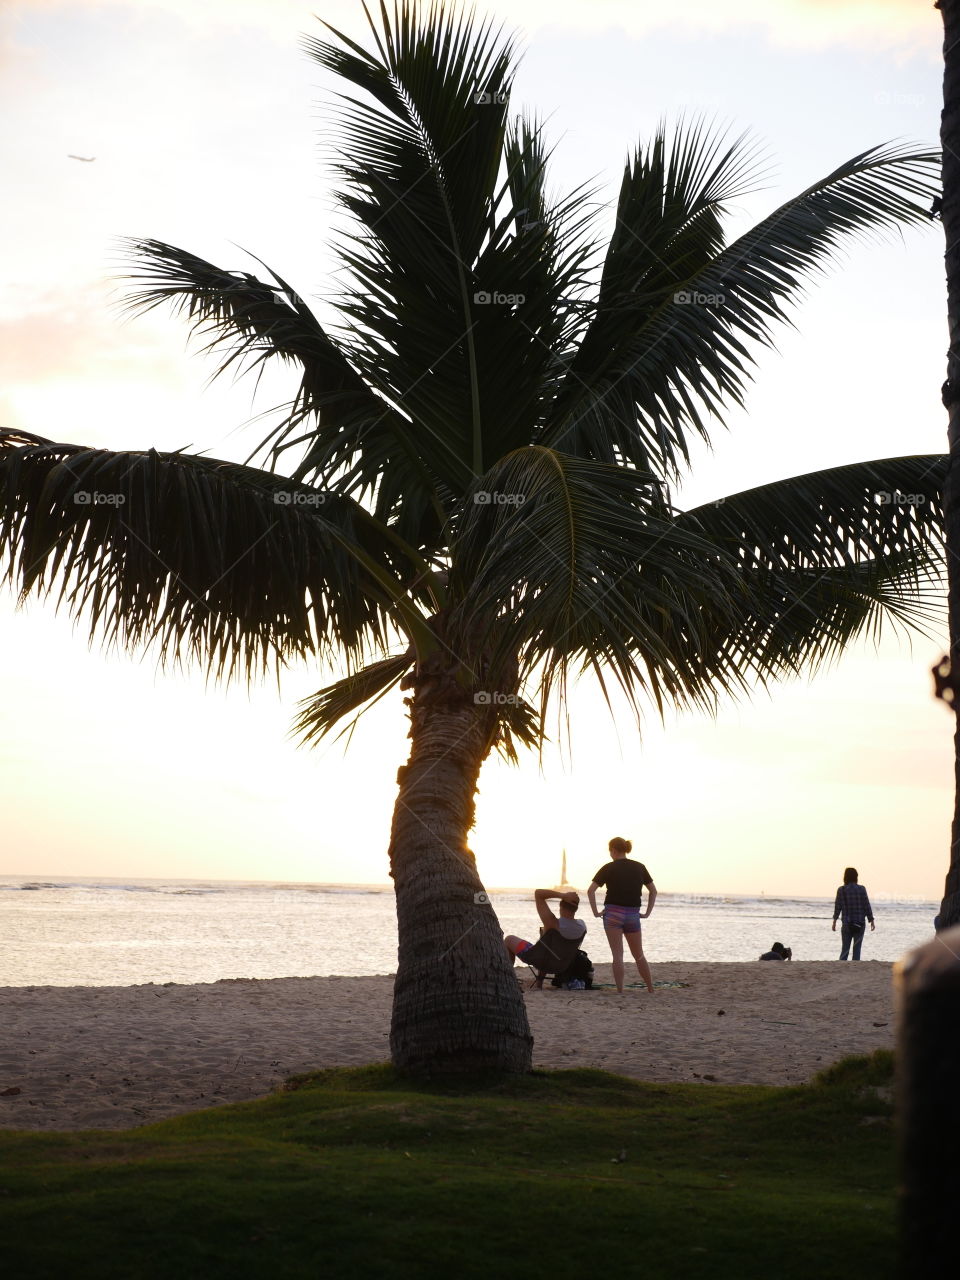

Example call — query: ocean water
[0,876,941,987]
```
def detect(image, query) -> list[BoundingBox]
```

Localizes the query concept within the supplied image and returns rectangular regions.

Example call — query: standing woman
[832,866,875,960]
[588,837,657,993]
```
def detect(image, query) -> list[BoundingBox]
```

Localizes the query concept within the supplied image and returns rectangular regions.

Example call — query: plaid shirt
[833,883,873,926]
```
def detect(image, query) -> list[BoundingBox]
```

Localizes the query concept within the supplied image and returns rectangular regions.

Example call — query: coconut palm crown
[0,2,947,1072]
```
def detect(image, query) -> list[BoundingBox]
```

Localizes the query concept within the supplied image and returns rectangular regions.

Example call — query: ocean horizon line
[0,873,939,906]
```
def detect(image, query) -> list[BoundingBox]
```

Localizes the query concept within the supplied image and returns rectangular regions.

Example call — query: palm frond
[121,239,450,548]
[121,239,375,430]
[302,3,598,503]
[474,113,601,462]
[682,455,946,577]
[294,652,413,745]
[677,455,947,684]
[543,133,939,477]
[292,648,540,757]
[451,446,750,720]
[490,694,542,763]
[729,555,943,681]
[305,2,516,482]
[0,432,433,681]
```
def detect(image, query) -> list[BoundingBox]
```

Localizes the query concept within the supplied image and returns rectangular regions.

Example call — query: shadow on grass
[0,1052,895,1280]
[281,1061,658,1100]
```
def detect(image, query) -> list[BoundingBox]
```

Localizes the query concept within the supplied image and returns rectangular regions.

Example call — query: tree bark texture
[895,926,960,1275]
[940,0,960,928]
[388,665,533,1074]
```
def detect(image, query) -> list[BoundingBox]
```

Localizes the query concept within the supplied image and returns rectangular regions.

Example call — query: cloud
[0,283,176,383]
[516,0,934,53]
[4,0,937,57]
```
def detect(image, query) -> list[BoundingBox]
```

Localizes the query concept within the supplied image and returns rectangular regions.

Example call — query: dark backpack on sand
[551,949,595,990]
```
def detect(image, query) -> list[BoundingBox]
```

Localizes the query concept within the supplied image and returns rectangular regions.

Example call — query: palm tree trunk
[939,0,960,928]
[388,667,533,1073]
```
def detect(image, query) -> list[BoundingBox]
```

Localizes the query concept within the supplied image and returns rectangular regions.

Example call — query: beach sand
[0,961,895,1131]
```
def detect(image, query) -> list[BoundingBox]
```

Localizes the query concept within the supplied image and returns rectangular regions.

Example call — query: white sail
[556,848,574,891]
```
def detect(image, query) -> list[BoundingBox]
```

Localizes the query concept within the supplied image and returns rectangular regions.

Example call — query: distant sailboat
[555,849,575,892]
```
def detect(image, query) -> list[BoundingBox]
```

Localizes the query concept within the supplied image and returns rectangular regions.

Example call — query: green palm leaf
[303,3,597,493]
[121,239,450,550]
[677,455,946,684]
[682,456,945,577]
[122,239,378,436]
[294,653,414,745]
[0,431,431,680]
[305,2,516,482]
[452,446,750,718]
[543,130,939,477]
[293,651,539,762]
[739,556,942,678]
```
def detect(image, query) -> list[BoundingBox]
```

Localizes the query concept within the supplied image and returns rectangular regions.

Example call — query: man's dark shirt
[592,859,653,908]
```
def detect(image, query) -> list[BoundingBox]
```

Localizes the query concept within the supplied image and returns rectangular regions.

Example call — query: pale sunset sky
[0,0,952,897]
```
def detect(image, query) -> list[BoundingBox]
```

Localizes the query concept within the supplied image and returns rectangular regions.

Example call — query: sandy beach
[0,961,895,1131]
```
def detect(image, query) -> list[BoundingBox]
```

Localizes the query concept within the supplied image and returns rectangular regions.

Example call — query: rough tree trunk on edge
[388,659,533,1074]
[939,0,960,928]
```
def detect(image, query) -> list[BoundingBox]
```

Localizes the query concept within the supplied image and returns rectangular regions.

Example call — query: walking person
[588,837,657,993]
[832,867,875,960]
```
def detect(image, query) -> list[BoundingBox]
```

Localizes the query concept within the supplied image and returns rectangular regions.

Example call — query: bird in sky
[67,154,96,162]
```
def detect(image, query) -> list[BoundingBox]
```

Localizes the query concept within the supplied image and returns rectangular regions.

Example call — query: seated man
[505,889,586,973]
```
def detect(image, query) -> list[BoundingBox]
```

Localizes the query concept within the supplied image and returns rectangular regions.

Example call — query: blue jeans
[839,922,865,961]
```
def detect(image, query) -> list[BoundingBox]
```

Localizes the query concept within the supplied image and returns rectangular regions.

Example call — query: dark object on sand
[759,942,792,961]
[549,949,595,990]
[896,924,960,1275]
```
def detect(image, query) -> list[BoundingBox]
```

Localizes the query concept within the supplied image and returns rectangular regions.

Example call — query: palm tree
[0,2,947,1073]
[936,0,960,929]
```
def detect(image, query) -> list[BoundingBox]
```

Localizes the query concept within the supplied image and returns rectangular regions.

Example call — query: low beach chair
[520,929,583,990]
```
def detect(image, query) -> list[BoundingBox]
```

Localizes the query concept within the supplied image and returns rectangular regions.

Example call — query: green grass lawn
[0,1052,895,1280]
